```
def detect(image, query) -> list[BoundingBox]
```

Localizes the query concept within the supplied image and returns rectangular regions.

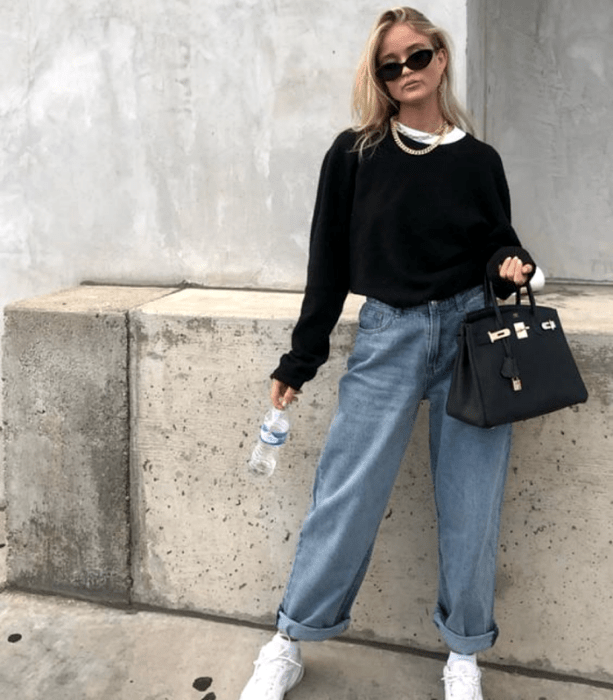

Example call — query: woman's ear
[437,47,448,73]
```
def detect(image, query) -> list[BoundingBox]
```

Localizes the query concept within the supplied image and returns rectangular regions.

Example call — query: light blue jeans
[277,286,512,655]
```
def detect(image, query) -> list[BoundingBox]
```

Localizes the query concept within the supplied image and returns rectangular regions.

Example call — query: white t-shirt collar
[395,121,466,145]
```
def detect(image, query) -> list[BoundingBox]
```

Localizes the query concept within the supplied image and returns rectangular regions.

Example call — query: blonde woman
[239,7,535,700]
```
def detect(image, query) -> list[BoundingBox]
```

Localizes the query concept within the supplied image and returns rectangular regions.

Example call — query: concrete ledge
[514,283,612,334]
[3,283,613,686]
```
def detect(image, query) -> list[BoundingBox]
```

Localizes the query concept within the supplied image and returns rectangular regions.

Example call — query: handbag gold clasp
[514,322,529,339]
[541,320,556,331]
[488,328,511,343]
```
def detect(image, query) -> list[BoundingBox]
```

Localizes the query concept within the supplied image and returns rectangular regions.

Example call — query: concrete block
[130,285,613,684]
[0,508,6,589]
[493,332,613,680]
[4,282,612,685]
[129,289,363,617]
[3,285,175,602]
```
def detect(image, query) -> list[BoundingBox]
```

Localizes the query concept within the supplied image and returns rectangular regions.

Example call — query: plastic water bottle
[248,407,290,477]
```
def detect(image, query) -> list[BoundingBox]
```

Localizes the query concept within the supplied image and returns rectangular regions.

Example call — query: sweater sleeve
[483,148,536,298]
[271,132,358,389]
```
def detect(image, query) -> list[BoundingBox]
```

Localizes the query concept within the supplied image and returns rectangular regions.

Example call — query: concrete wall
[466,0,486,134]
[4,284,613,685]
[482,0,613,282]
[13,0,611,303]
[0,0,466,313]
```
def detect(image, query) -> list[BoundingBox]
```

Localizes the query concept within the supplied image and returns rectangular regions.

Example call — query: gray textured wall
[0,0,466,317]
[483,0,613,282]
[3,0,609,310]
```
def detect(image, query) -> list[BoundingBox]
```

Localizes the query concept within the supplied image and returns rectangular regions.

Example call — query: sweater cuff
[270,365,308,392]
[486,245,536,299]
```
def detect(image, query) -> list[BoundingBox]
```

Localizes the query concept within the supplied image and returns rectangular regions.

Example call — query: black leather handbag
[446,280,588,428]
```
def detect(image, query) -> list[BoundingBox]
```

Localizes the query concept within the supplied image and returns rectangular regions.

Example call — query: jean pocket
[358,300,396,333]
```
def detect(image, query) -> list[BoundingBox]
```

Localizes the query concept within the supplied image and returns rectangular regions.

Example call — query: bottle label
[260,426,288,446]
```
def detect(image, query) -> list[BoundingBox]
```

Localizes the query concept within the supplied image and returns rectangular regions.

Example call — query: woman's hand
[499,256,533,287]
[271,379,300,410]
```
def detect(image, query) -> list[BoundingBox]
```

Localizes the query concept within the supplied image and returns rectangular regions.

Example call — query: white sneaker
[239,631,304,700]
[443,659,484,700]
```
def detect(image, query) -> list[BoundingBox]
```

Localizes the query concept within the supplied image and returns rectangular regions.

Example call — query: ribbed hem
[276,609,350,642]
[269,369,304,392]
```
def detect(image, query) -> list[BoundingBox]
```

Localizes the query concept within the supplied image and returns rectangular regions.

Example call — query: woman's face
[377,22,447,111]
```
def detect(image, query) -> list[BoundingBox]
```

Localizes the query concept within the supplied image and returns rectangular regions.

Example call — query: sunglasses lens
[377,63,402,81]
[377,49,434,81]
[407,49,434,70]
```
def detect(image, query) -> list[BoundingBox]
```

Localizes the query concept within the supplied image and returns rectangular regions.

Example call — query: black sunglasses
[376,48,434,82]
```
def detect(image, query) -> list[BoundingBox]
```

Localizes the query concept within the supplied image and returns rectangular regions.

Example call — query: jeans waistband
[366,285,483,314]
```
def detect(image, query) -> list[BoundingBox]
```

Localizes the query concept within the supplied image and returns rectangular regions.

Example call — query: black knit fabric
[273,128,535,390]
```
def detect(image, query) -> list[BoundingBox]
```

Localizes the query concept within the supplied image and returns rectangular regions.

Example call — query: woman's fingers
[499,257,533,286]
[271,379,300,410]
[498,256,513,280]
[519,263,533,285]
[271,379,286,410]
[281,386,298,408]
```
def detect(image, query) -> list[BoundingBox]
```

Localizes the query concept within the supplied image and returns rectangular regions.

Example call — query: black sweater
[273,128,535,390]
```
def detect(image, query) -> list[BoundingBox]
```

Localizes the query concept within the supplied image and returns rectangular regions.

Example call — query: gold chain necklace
[431,121,449,135]
[390,118,450,156]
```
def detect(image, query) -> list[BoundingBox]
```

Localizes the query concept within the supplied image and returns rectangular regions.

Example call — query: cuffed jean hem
[277,609,350,642]
[433,607,499,655]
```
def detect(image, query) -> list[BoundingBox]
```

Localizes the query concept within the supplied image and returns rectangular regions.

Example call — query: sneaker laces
[251,652,302,694]
[443,662,482,699]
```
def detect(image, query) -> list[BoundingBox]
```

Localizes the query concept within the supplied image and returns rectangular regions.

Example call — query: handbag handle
[483,276,535,391]
[484,277,536,327]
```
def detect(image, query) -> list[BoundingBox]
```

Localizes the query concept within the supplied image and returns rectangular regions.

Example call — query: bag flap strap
[483,275,529,392]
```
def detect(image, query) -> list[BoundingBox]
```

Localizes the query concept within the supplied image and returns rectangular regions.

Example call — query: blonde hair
[352,7,475,155]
